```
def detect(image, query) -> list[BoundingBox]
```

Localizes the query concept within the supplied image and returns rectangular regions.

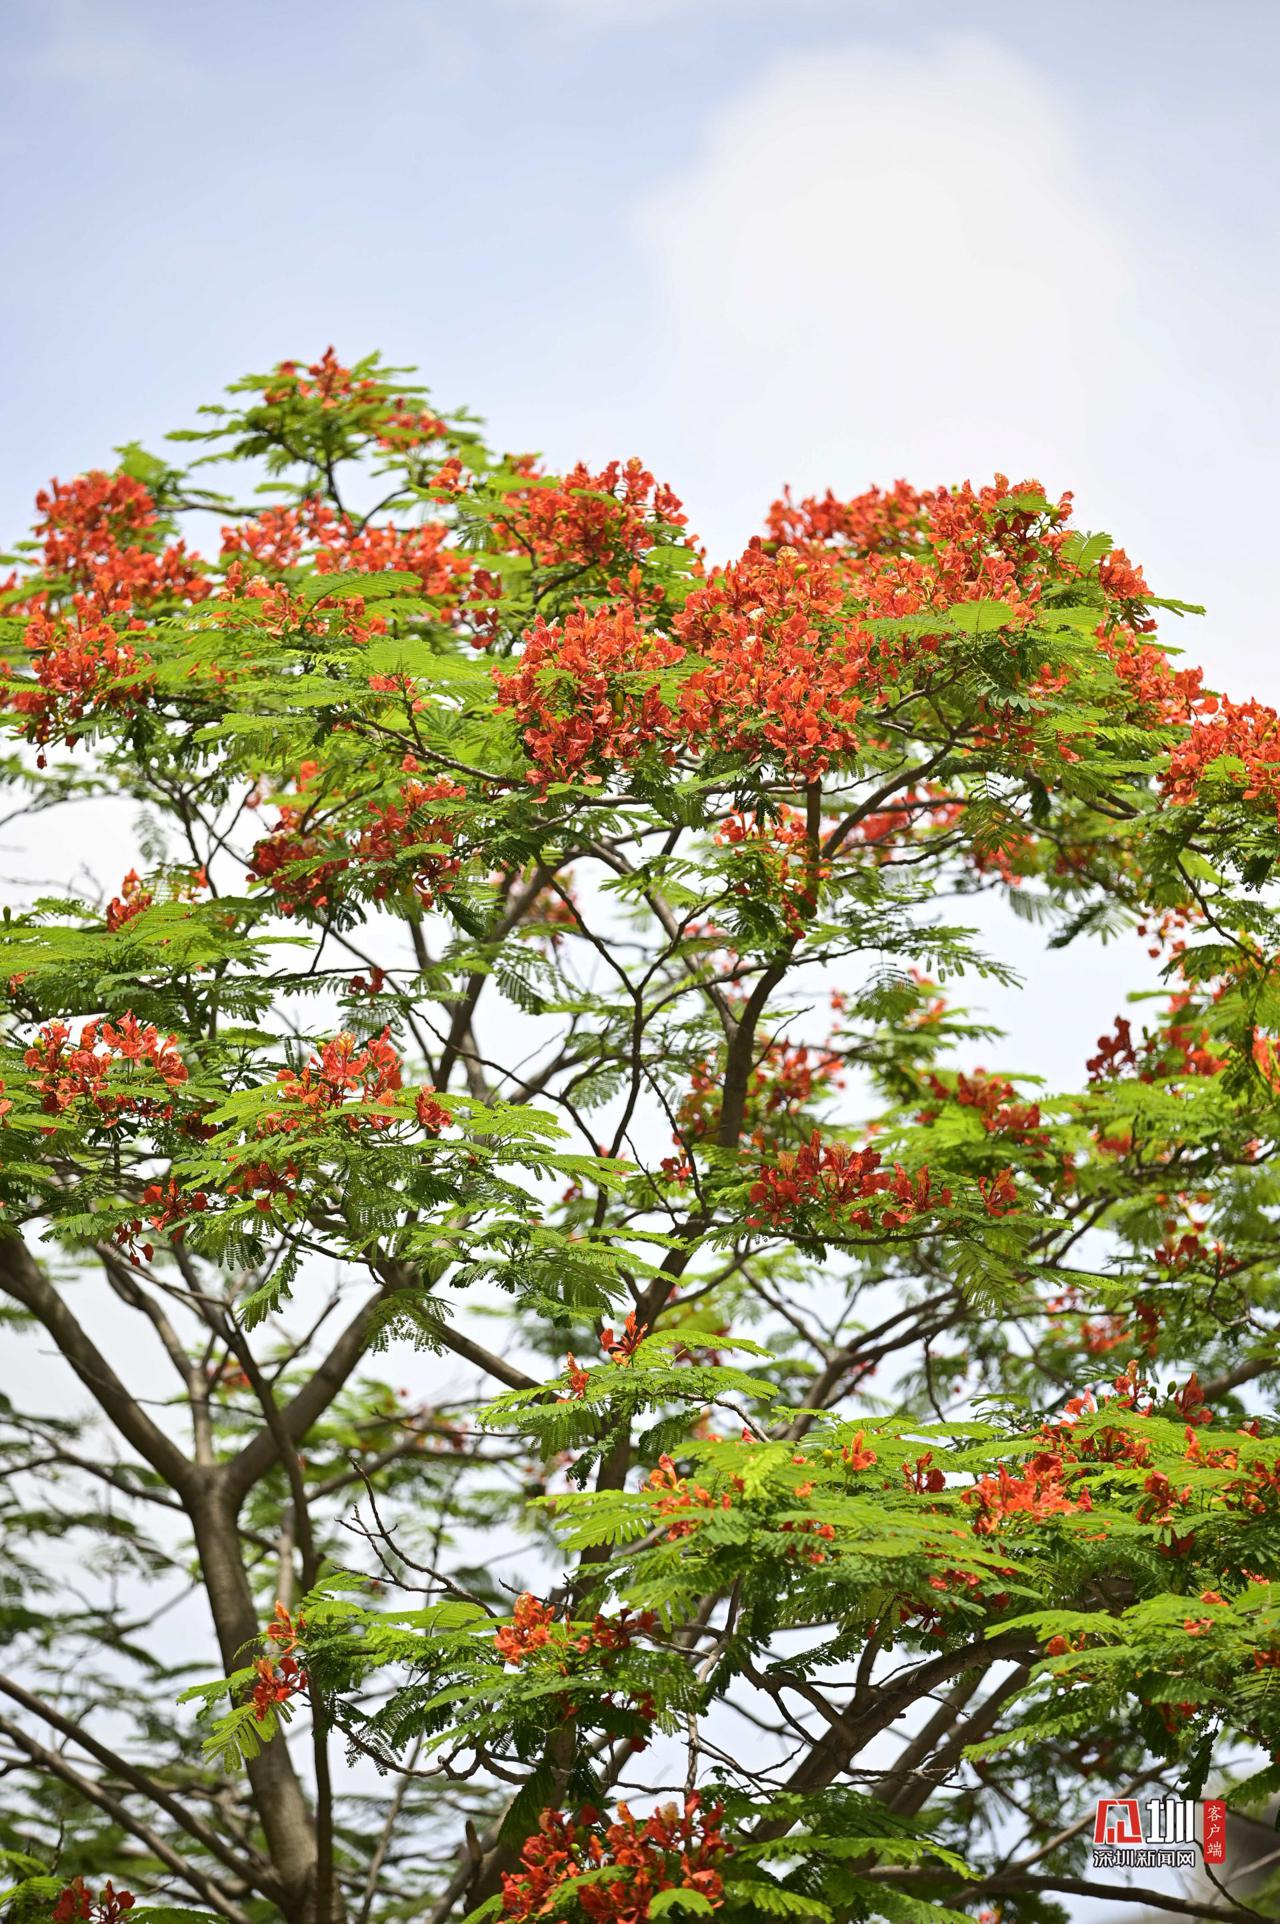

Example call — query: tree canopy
[3,349,1280,1924]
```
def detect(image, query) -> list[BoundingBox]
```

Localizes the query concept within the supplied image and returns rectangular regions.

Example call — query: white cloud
[630,35,1273,699]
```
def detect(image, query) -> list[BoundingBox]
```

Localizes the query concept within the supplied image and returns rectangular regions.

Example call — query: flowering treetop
[2,350,1280,1924]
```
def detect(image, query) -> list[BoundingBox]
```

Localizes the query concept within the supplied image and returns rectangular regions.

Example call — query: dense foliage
[3,349,1280,1924]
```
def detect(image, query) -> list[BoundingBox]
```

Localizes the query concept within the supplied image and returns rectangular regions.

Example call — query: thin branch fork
[0,1671,280,1900]
[0,1711,255,1924]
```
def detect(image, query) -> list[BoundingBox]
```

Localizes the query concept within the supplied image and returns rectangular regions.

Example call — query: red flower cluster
[353,770,466,905]
[500,1796,727,1923]
[262,346,379,409]
[11,608,153,755]
[221,570,387,647]
[490,457,686,573]
[1136,1469,1194,1529]
[1087,1003,1226,1083]
[6,469,210,754]
[952,1364,1266,1558]
[977,1168,1020,1216]
[920,1069,1045,1145]
[222,495,470,606]
[916,1564,1017,1636]
[221,502,321,570]
[1097,546,1152,608]
[257,349,452,455]
[415,1086,450,1131]
[25,1015,187,1124]
[1217,1447,1280,1519]
[1153,1218,1237,1278]
[246,820,349,917]
[748,1129,950,1233]
[498,541,884,787]
[30,469,207,611]
[252,1601,309,1721]
[905,477,1071,622]
[317,515,468,604]
[494,1594,658,1671]
[492,475,1206,793]
[375,402,449,451]
[1086,1015,1136,1078]
[53,1879,135,1924]
[601,1311,648,1364]
[1101,630,1204,727]
[248,760,465,916]
[262,1029,404,1135]
[748,1133,883,1224]
[225,1159,300,1213]
[769,475,1091,662]
[766,478,924,556]
[495,1592,558,1666]
[646,1453,734,1540]
[712,805,830,933]
[143,1176,210,1236]
[113,1175,211,1263]
[1163,695,1280,823]
[766,475,1072,638]
[575,1606,658,1655]
[266,1599,305,1650]
[105,868,153,932]
[252,1653,307,1721]
[968,1455,1092,1535]
[674,542,863,779]
[903,1451,947,1495]
[495,603,683,786]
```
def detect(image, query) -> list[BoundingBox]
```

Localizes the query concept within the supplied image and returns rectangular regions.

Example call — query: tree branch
[0,1710,255,1924]
[0,1671,280,1903]
[0,1232,194,1496]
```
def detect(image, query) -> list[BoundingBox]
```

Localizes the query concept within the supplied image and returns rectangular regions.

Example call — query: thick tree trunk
[0,1233,337,1922]
[190,1481,327,1923]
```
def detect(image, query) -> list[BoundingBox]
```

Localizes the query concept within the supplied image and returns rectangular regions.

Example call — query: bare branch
[0,1232,194,1496]
[0,1710,256,1924]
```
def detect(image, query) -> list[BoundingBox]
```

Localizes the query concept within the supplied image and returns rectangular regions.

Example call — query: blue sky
[2,0,1277,1086]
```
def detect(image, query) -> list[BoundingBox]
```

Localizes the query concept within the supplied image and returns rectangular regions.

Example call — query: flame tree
[3,351,1280,1924]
